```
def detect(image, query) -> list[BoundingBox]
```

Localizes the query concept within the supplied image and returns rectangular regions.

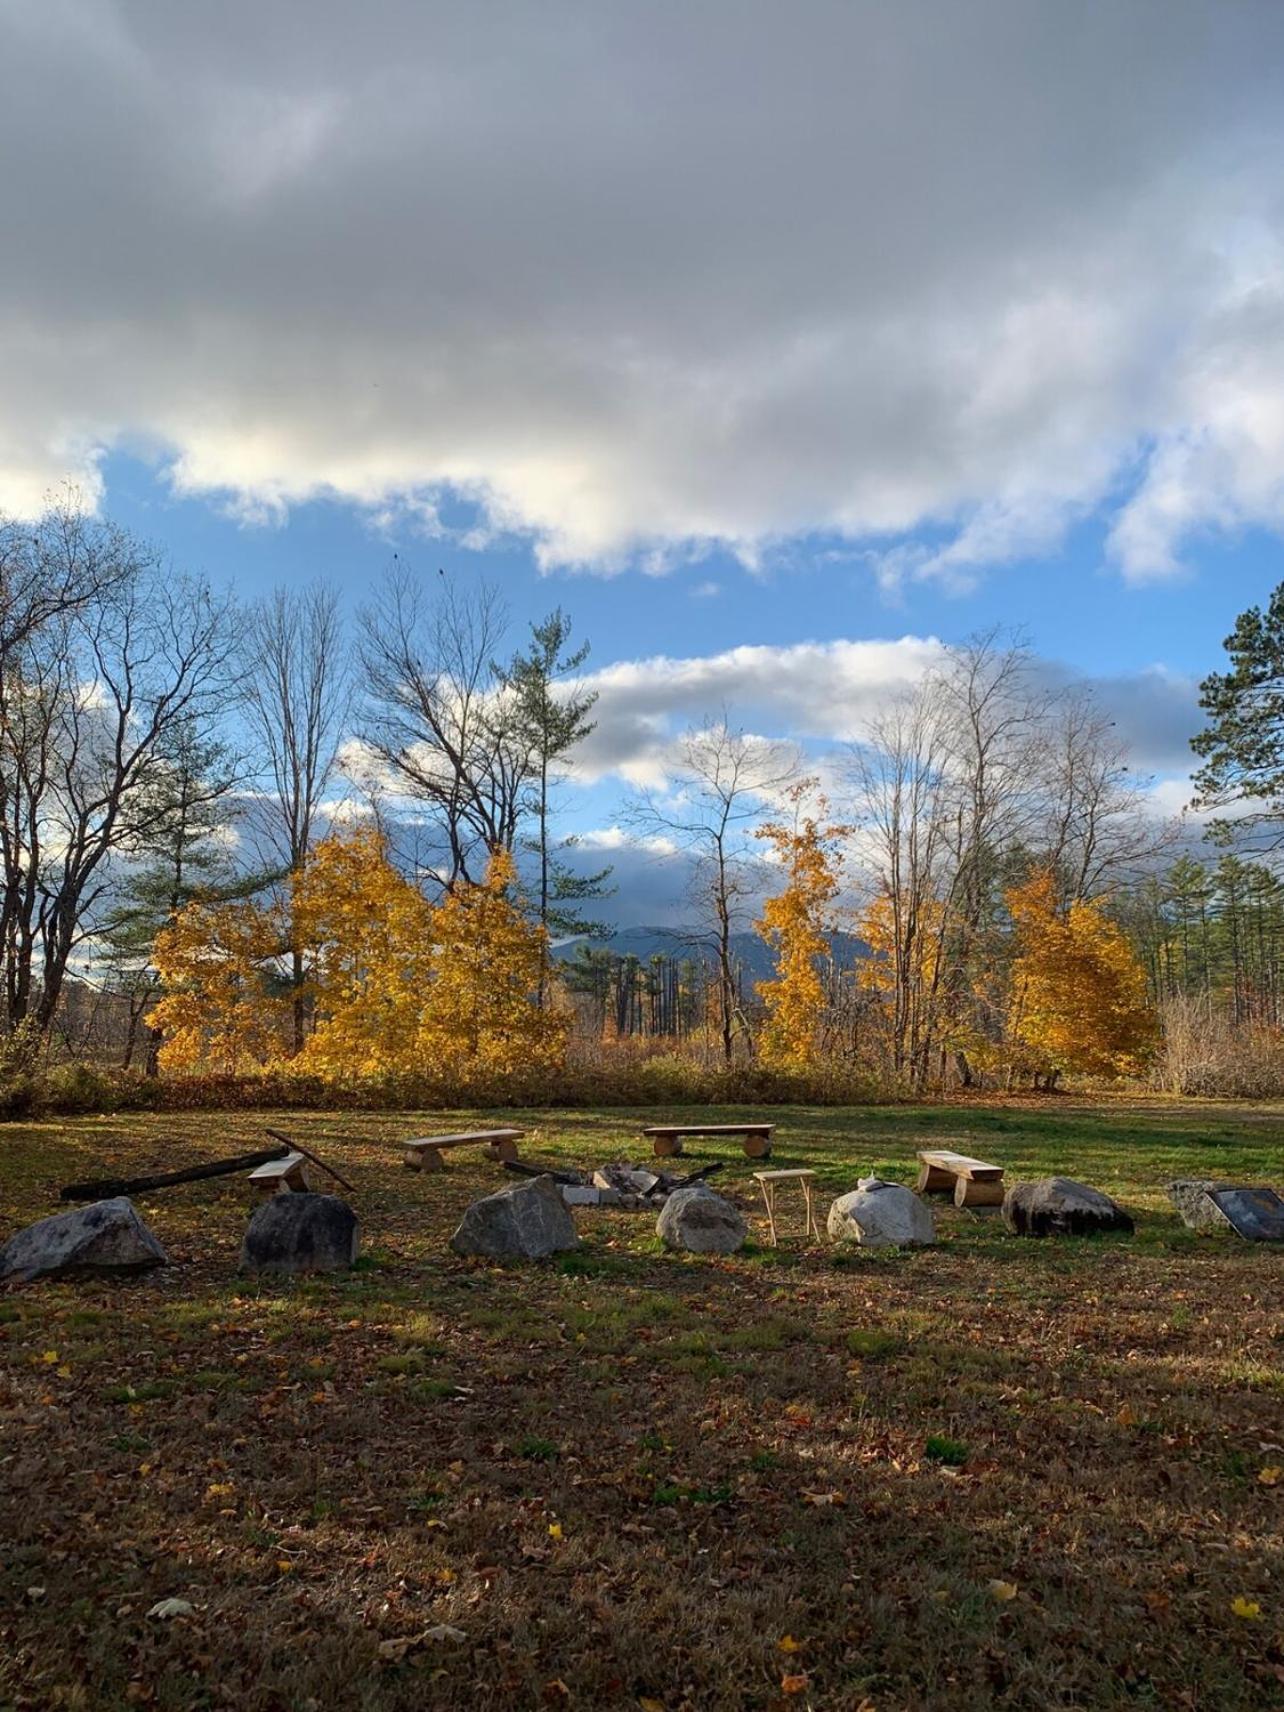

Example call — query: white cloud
[2,3,1284,578]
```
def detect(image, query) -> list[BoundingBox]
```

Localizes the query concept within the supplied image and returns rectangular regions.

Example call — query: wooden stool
[752,1168,819,1246]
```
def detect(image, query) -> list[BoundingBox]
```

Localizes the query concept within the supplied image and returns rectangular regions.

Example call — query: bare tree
[0,504,133,668]
[628,720,798,1063]
[0,537,235,1051]
[847,683,955,1088]
[1037,686,1174,900]
[357,567,531,889]
[242,583,350,1052]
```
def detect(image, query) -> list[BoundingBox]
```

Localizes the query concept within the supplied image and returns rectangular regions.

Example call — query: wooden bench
[248,1153,311,1196]
[642,1123,773,1160]
[402,1129,525,1172]
[916,1149,1005,1208]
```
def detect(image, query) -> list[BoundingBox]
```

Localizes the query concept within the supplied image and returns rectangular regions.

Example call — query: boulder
[1003,1177,1134,1238]
[656,1184,747,1254]
[1168,1179,1237,1232]
[450,1174,580,1260]
[827,1178,935,1248]
[240,1192,359,1274]
[0,1196,168,1284]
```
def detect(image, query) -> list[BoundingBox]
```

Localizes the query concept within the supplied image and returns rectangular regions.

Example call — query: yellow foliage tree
[754,796,845,1067]
[152,898,285,1073]
[421,846,568,1077]
[1006,869,1158,1080]
[293,825,436,1076]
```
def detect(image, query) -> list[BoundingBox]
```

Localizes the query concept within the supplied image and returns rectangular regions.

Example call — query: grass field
[2,1100,1283,1710]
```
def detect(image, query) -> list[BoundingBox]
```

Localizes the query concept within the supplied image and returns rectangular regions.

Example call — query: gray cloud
[572,638,1202,783]
[3,2,1284,578]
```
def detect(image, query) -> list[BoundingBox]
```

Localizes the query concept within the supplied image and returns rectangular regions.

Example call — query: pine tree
[500,609,612,994]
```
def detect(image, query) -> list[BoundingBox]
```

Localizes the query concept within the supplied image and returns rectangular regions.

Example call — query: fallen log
[644,1161,724,1198]
[60,1144,289,1203]
[502,1160,585,1187]
[263,1128,357,1195]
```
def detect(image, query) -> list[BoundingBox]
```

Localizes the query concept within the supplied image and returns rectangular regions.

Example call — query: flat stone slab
[1207,1187,1284,1242]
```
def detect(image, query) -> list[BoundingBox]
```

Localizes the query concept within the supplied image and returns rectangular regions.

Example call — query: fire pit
[503,1159,722,1209]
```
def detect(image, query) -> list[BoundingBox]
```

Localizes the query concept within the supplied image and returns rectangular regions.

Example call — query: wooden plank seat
[752,1168,819,1245]
[402,1129,525,1172]
[248,1153,311,1196]
[642,1123,773,1160]
[915,1149,1005,1208]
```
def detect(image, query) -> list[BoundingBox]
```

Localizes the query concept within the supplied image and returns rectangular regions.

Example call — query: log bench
[402,1129,525,1172]
[642,1123,773,1160]
[248,1153,311,1196]
[916,1149,1005,1208]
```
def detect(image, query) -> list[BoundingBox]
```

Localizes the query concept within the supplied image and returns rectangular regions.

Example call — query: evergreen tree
[99,718,241,1072]
[500,609,612,991]
[1193,582,1284,845]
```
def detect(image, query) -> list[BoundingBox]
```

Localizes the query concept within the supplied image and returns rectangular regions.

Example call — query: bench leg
[652,1134,682,1159]
[803,1179,818,1241]
[917,1163,955,1195]
[954,1176,1004,1209]
[743,1133,772,1159]
[404,1148,444,1172]
[488,1138,520,1164]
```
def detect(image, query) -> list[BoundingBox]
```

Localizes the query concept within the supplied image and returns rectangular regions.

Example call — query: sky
[6,1,1284,919]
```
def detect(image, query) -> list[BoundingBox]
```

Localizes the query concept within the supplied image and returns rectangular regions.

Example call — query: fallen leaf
[40,1350,58,1365]
[377,1624,467,1659]
[988,1580,1018,1602]
[147,1598,194,1620]
[638,1700,665,1711]
[548,1522,563,1539]
[1231,1596,1262,1621]
[781,1673,808,1695]
[777,1634,805,1653]
[56,1365,73,1379]
[801,1490,846,1506]
[1115,1404,1137,1427]
[1258,1467,1280,1487]
[543,1681,570,1702]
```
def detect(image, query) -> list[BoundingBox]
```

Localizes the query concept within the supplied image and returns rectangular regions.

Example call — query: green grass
[2,1097,1284,1710]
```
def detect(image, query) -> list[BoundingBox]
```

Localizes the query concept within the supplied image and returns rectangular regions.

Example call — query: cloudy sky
[6,0,1284,908]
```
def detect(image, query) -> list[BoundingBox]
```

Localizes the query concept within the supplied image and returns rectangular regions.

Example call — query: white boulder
[827,1177,935,1248]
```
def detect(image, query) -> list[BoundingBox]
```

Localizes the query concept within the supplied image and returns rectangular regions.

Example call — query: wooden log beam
[263,1128,357,1195]
[60,1145,289,1203]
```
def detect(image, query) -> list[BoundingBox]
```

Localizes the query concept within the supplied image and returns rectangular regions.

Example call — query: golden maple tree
[151,897,285,1073]
[1006,869,1158,1079]
[421,845,568,1077]
[292,824,436,1076]
[754,795,845,1067]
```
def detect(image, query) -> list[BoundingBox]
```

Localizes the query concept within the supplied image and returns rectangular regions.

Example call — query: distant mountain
[553,924,870,982]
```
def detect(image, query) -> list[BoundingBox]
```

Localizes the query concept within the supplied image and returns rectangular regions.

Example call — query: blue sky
[6,0,1284,897]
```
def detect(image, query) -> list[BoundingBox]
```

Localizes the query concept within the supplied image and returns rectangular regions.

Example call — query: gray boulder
[0,1197,168,1284]
[1168,1179,1236,1232]
[240,1192,359,1274]
[450,1174,580,1260]
[656,1184,747,1254]
[827,1177,935,1248]
[1003,1177,1134,1238]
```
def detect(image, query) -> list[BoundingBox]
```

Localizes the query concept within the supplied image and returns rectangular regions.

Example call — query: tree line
[8,500,1284,1095]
